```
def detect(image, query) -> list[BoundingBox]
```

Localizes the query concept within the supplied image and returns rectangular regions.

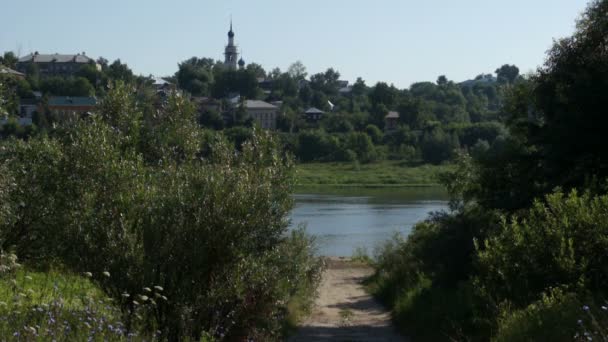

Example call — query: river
[290,187,449,257]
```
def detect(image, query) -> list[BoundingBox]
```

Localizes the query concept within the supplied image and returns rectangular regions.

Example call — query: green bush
[0,85,322,341]
[493,289,581,342]
[476,190,608,308]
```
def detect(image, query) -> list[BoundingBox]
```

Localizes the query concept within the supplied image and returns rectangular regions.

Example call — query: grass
[296,160,453,187]
[0,265,172,341]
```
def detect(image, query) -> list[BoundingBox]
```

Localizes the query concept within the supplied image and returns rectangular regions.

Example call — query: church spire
[224,18,238,69]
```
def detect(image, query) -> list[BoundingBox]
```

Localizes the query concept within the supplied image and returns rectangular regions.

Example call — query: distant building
[303,107,324,122]
[243,100,278,130]
[0,66,25,79]
[47,96,97,118]
[385,111,400,132]
[16,52,100,76]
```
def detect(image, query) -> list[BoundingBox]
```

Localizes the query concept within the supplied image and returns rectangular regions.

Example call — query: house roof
[0,66,25,77]
[48,96,97,107]
[244,100,277,109]
[18,53,94,64]
[385,111,400,119]
[305,107,325,114]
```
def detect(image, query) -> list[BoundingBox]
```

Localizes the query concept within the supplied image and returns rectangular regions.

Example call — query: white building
[244,100,278,130]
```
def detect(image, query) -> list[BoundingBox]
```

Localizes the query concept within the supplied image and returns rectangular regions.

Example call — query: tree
[365,124,383,144]
[437,75,448,86]
[352,77,367,97]
[369,82,398,108]
[245,63,266,79]
[310,68,341,97]
[495,64,520,84]
[175,57,215,96]
[0,52,18,68]
[287,61,308,80]
[106,59,134,83]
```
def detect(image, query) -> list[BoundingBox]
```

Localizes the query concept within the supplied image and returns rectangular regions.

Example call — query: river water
[290,187,449,257]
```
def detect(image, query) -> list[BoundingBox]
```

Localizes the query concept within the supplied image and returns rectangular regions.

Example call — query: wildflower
[121,293,130,298]
[102,271,110,278]
[132,301,139,306]
[84,272,93,278]
[143,287,152,293]
[139,295,148,301]
[583,305,590,311]
[154,286,163,291]
[602,306,608,311]
[24,275,32,281]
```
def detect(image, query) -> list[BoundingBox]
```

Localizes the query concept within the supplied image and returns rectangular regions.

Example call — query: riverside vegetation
[0,82,323,341]
[369,1,608,341]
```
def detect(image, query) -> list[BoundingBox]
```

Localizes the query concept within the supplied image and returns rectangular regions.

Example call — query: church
[220,21,279,130]
[223,21,245,70]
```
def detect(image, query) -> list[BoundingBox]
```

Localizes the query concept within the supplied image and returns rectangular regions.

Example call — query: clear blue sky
[1,0,590,88]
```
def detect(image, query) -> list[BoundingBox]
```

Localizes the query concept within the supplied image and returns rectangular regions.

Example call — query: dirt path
[290,257,406,342]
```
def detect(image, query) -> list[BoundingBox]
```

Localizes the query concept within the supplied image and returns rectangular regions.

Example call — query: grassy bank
[296,161,452,187]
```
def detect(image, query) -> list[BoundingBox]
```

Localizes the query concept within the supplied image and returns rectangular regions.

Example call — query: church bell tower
[224,20,238,70]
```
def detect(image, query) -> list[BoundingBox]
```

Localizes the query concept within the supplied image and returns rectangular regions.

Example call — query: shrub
[476,190,608,309]
[493,289,581,342]
[0,88,322,341]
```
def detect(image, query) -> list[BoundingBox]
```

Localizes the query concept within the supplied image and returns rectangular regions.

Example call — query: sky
[0,0,590,88]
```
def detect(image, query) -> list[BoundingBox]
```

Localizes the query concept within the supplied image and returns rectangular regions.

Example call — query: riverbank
[296,161,452,188]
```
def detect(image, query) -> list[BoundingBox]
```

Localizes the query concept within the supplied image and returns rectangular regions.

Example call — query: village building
[385,111,400,132]
[46,96,97,118]
[303,107,325,122]
[243,100,278,130]
[16,52,100,77]
[0,66,25,79]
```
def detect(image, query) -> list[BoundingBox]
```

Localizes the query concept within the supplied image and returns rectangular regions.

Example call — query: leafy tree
[437,75,448,86]
[369,82,398,109]
[287,61,307,80]
[346,131,377,163]
[365,124,383,144]
[105,59,134,83]
[0,52,18,68]
[310,68,341,97]
[495,64,520,84]
[245,62,266,79]
[175,57,215,96]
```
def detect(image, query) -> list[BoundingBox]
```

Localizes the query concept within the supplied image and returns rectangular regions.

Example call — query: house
[46,96,97,118]
[303,107,324,122]
[244,100,278,130]
[385,111,400,132]
[16,52,100,76]
[0,66,25,79]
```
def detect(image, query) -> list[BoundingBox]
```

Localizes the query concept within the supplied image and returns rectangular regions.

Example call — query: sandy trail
[290,257,406,342]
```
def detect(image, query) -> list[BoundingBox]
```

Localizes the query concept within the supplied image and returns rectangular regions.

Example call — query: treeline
[371,1,608,341]
[184,60,517,164]
[2,43,518,165]
[0,82,323,340]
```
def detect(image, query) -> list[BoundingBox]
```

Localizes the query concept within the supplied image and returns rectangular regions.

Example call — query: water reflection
[289,188,449,257]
